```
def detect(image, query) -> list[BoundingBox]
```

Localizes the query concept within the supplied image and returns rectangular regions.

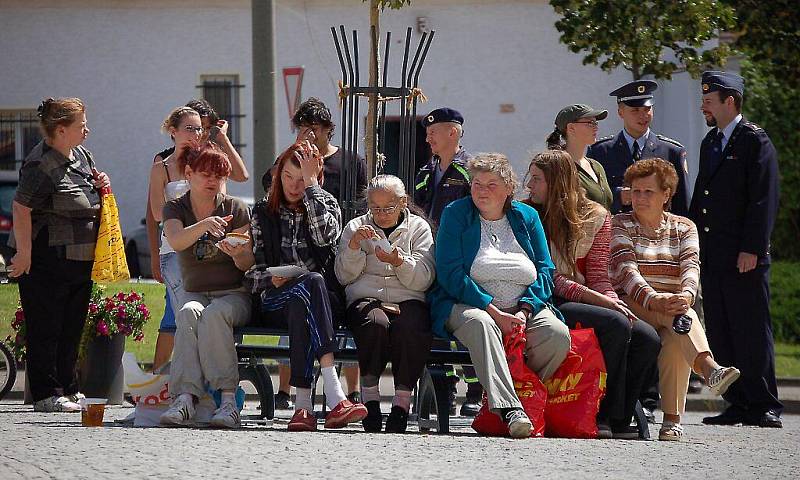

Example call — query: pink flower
[127,292,141,302]
[134,333,144,342]
[97,320,109,336]
[15,309,25,322]
[115,292,125,301]
[88,303,99,314]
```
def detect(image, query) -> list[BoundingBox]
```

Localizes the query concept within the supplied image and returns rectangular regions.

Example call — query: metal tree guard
[332,25,435,224]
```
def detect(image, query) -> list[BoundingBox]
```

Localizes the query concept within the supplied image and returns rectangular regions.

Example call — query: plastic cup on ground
[80,398,108,427]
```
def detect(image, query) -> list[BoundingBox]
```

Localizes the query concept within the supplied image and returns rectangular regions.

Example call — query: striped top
[609,212,700,310]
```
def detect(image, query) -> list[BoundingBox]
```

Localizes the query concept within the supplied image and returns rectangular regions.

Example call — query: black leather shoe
[702,407,747,426]
[460,396,481,417]
[687,373,704,394]
[347,391,361,404]
[641,407,656,424]
[362,401,382,432]
[384,406,409,433]
[754,410,783,428]
[274,390,294,410]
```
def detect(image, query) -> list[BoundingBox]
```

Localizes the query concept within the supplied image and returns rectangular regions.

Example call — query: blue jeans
[158,252,185,333]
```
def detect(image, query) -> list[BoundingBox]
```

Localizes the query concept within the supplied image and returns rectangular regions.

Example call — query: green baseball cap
[555,104,608,133]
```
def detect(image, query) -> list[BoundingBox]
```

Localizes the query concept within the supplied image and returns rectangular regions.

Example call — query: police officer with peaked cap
[587,80,690,216]
[690,71,782,428]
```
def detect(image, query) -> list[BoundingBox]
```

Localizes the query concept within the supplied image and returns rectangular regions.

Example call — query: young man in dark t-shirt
[262,98,366,408]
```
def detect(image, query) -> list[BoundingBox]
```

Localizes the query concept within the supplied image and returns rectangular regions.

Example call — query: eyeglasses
[369,205,400,215]
[184,125,204,134]
[572,120,599,127]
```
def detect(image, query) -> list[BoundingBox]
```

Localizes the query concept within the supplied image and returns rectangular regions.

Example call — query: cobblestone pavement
[0,401,797,479]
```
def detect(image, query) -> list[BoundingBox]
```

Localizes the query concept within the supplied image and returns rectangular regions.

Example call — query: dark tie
[708,130,724,172]
[632,141,641,161]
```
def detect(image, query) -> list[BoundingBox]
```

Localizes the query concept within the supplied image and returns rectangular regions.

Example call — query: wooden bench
[234,326,650,438]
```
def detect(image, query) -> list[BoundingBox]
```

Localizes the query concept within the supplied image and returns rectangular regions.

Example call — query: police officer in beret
[414,108,472,224]
[413,107,481,416]
[587,80,690,216]
[691,71,782,428]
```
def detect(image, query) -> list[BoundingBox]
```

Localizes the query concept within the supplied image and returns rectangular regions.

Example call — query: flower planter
[78,333,125,404]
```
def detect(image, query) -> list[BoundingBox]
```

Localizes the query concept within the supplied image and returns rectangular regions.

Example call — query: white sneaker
[503,409,533,439]
[159,395,196,426]
[708,366,741,396]
[33,396,81,413]
[210,402,241,429]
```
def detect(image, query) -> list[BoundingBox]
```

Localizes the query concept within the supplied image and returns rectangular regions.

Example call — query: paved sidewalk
[0,400,798,479]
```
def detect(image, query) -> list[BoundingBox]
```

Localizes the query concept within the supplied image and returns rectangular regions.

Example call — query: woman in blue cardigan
[429,153,571,438]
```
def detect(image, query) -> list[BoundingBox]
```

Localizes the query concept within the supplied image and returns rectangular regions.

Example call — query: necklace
[481,217,501,246]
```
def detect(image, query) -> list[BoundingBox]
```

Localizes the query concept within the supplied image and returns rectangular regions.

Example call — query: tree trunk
[365,0,380,179]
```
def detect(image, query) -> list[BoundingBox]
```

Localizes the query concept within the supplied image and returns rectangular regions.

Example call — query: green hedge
[771,261,800,343]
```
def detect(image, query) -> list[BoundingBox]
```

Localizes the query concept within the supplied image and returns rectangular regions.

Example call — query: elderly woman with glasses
[335,174,435,433]
[159,144,251,429]
[547,104,613,211]
[429,153,571,438]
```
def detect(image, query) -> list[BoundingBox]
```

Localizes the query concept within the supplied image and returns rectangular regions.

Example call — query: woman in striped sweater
[525,149,660,439]
[610,158,740,441]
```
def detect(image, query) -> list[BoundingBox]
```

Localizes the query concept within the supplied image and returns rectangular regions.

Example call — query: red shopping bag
[543,327,607,438]
[471,325,547,438]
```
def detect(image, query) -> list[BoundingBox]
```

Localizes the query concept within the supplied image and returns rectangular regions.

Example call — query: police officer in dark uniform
[587,80,690,216]
[413,107,480,417]
[691,71,782,428]
[414,108,471,224]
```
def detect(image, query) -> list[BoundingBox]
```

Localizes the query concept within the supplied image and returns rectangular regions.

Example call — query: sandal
[659,422,684,441]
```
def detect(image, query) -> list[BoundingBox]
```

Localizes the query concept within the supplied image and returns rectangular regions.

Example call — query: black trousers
[346,299,432,391]
[18,232,93,402]
[702,266,783,416]
[259,272,340,389]
[557,299,661,423]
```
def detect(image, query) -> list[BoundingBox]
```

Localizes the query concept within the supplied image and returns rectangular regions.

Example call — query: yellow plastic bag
[91,188,130,283]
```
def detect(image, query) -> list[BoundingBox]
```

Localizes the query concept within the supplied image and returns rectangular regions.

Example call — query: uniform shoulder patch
[742,121,764,132]
[656,134,684,149]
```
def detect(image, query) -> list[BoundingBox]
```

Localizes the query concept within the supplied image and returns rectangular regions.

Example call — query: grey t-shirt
[163,192,250,292]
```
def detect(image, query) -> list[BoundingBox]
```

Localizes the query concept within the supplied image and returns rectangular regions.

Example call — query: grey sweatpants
[170,287,251,398]
[446,304,570,411]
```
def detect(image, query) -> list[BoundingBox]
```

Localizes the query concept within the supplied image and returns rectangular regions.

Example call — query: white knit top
[470,215,537,309]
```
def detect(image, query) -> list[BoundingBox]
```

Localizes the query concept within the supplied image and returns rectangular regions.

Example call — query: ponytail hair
[546,126,566,150]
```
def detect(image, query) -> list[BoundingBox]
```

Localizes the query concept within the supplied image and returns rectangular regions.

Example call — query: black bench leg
[634,400,650,440]
[239,362,274,420]
[427,364,452,434]
[415,368,436,431]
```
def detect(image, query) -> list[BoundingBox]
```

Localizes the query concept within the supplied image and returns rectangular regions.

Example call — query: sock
[367,308,390,328]
[361,384,380,404]
[178,393,194,405]
[321,366,347,409]
[221,391,235,406]
[295,387,313,413]
[392,389,412,413]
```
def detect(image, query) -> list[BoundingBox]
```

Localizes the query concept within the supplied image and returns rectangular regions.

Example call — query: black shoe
[752,410,783,428]
[687,376,704,394]
[460,396,481,417]
[596,421,613,439]
[275,390,294,410]
[641,407,656,424]
[702,407,747,426]
[385,406,409,433]
[610,420,640,440]
[347,391,361,404]
[362,400,382,432]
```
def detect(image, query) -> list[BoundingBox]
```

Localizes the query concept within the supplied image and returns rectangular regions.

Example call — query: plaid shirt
[10,142,100,261]
[246,184,342,293]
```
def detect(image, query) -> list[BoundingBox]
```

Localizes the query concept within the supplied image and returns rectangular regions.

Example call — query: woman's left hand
[91,168,111,190]
[217,238,251,258]
[663,293,690,316]
[375,246,402,267]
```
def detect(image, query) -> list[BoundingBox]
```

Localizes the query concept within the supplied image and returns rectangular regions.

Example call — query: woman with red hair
[238,140,368,431]
[159,144,252,429]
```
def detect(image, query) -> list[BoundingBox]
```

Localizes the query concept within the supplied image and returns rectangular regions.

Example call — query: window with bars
[0,110,42,171]
[198,75,245,150]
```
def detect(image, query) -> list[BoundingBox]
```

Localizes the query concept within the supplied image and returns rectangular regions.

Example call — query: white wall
[0,0,706,233]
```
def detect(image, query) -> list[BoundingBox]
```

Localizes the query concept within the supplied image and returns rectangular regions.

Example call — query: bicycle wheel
[0,341,18,401]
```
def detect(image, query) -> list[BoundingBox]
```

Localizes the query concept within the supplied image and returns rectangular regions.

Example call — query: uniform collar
[435,146,467,171]
[717,114,742,144]
[622,128,651,153]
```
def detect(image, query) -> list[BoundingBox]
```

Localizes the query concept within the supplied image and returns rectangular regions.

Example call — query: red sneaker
[288,409,317,432]
[324,400,368,429]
